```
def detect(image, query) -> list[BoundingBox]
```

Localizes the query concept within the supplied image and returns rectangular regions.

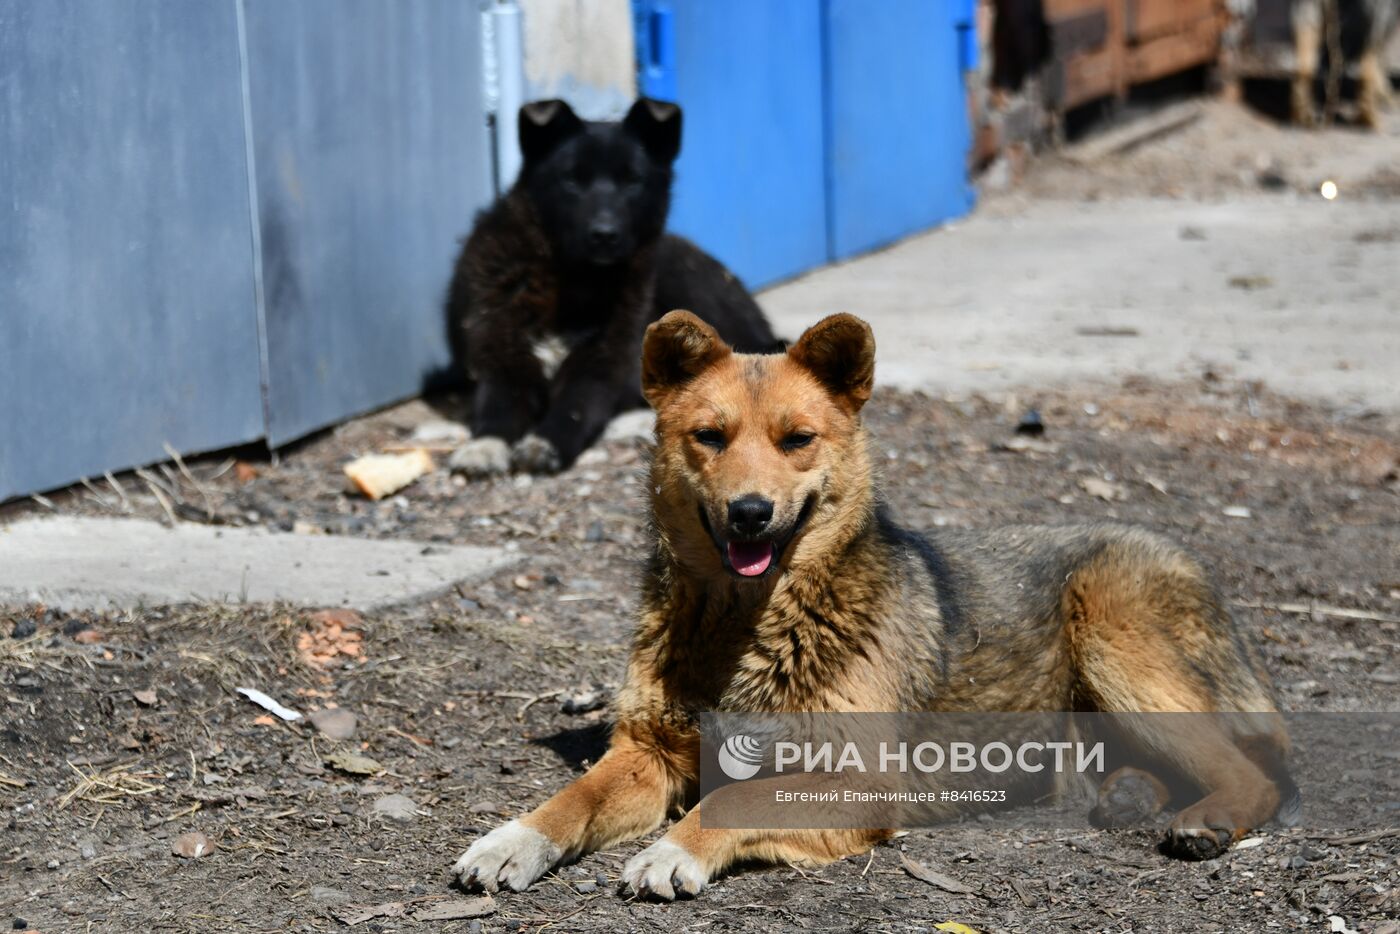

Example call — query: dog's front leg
[510,341,639,473]
[454,726,683,892]
[622,808,887,900]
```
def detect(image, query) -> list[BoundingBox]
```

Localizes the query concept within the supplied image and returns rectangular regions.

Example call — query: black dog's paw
[510,434,561,474]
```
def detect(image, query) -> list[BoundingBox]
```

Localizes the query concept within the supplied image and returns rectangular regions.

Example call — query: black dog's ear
[642,310,730,407]
[519,99,583,165]
[623,98,682,163]
[788,314,876,413]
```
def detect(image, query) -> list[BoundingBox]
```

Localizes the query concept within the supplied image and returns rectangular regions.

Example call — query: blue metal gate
[636,0,976,288]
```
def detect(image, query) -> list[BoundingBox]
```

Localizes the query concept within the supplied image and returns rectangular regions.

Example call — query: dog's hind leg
[1358,45,1391,128]
[1063,538,1291,860]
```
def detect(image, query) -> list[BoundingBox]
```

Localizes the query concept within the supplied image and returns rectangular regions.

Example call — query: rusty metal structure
[1040,0,1225,117]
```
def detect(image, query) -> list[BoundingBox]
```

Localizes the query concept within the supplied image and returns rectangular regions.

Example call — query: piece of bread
[343,449,434,500]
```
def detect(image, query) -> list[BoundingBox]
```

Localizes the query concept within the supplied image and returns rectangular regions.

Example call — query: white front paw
[622,838,708,901]
[452,819,562,893]
[448,437,511,478]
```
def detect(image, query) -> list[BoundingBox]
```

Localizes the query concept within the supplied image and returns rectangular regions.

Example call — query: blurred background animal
[1289,0,1398,125]
[444,98,777,477]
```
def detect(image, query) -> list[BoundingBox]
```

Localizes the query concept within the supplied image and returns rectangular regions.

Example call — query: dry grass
[57,760,162,809]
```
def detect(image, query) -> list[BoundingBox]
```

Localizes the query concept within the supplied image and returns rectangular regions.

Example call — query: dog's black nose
[727,495,774,537]
[588,222,621,250]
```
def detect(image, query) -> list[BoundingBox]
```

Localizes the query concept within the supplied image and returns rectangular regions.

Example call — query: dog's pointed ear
[519,99,583,165]
[788,314,876,413]
[642,310,730,408]
[624,98,682,163]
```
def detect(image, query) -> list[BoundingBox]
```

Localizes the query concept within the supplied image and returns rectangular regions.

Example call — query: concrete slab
[761,198,1400,412]
[0,516,518,611]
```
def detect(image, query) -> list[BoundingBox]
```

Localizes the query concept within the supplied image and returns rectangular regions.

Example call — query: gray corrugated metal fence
[0,0,491,500]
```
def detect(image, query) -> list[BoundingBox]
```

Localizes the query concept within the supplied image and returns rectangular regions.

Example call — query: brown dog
[452,311,1294,899]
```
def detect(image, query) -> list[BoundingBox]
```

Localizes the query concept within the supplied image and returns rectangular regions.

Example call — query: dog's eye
[781,433,815,451]
[693,429,725,450]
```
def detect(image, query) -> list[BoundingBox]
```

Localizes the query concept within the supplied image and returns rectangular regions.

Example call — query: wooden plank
[1061,48,1119,108]
[1129,0,1217,44]
[1127,16,1221,84]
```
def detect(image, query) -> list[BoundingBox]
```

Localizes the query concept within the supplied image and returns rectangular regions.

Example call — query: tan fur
[464,312,1292,896]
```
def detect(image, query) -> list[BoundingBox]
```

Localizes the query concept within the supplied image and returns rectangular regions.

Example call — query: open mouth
[699,496,815,581]
[726,540,776,577]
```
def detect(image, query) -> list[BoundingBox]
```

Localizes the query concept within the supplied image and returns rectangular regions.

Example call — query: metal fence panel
[241,0,492,446]
[0,1,265,501]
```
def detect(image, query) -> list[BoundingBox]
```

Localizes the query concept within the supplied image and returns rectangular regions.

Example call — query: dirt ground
[4,98,1400,934]
[992,98,1400,205]
[4,376,1398,933]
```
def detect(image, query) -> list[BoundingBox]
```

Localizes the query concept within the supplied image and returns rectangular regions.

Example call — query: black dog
[445,98,778,476]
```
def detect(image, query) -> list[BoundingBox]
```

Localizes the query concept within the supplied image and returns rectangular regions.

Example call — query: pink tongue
[727,541,774,577]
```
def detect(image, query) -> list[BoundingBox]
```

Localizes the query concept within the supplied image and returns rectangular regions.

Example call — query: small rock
[1256,166,1288,191]
[602,409,655,443]
[372,793,418,822]
[308,707,358,741]
[410,420,469,445]
[10,618,36,639]
[1081,477,1126,502]
[449,438,510,478]
[575,880,598,894]
[1015,409,1045,436]
[1222,505,1253,519]
[71,628,104,644]
[311,885,352,906]
[1281,854,1309,870]
[171,831,215,859]
[467,800,500,814]
[62,618,86,636]
[132,689,158,706]
[292,519,322,536]
[78,840,96,860]
[575,448,609,468]
[324,749,383,776]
